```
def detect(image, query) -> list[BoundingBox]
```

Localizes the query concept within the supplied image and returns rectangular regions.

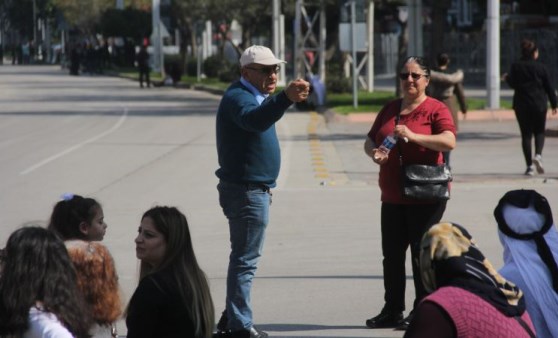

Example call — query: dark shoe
[213,327,268,338]
[248,327,268,338]
[365,310,403,328]
[213,331,247,338]
[394,312,414,331]
[216,310,228,331]
[213,330,248,338]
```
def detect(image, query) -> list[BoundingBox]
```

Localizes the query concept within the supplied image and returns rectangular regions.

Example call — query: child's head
[0,226,93,337]
[48,194,107,241]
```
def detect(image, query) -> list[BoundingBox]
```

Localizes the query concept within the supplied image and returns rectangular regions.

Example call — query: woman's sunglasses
[399,72,428,80]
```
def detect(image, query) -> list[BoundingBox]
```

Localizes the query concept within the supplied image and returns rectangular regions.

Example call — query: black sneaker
[248,327,268,338]
[213,327,268,338]
[394,312,414,331]
[365,310,403,328]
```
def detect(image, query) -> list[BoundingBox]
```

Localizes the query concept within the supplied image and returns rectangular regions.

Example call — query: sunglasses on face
[399,72,428,80]
[245,65,281,75]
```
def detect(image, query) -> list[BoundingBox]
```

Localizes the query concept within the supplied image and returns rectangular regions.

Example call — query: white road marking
[20,108,129,175]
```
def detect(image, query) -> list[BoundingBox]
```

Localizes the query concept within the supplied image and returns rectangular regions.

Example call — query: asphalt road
[1,65,557,338]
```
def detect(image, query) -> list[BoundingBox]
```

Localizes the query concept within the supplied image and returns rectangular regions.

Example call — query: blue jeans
[217,180,271,331]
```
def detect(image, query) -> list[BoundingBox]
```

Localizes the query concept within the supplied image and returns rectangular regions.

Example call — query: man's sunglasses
[399,72,428,80]
[245,66,281,75]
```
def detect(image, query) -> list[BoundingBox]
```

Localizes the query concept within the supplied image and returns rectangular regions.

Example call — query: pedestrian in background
[214,45,310,338]
[0,226,92,337]
[405,222,536,338]
[503,39,557,176]
[126,206,214,338]
[364,56,456,331]
[494,189,558,338]
[428,52,467,166]
[136,44,150,88]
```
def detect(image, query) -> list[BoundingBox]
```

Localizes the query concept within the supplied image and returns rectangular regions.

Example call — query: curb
[107,72,558,138]
[321,109,558,137]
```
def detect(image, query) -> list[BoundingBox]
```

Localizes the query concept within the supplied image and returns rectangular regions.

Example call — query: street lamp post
[33,0,37,44]
[152,0,164,76]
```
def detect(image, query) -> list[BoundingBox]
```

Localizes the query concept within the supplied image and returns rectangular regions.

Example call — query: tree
[1,0,34,39]
[52,0,150,35]
[98,7,150,43]
[170,0,207,57]
[427,0,451,66]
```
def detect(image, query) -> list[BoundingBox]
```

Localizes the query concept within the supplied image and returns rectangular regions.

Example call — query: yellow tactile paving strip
[306,111,351,186]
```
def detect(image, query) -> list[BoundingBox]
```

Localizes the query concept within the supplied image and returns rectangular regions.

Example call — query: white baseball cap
[239,45,286,67]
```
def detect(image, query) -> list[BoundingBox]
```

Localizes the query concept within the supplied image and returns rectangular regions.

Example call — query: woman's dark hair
[138,206,214,338]
[436,53,450,67]
[403,56,431,77]
[48,194,101,240]
[0,226,92,337]
[520,39,537,60]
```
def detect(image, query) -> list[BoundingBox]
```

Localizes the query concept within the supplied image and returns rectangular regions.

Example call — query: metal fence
[373,28,558,88]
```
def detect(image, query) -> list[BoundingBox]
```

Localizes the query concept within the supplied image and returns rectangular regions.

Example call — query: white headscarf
[496,190,558,338]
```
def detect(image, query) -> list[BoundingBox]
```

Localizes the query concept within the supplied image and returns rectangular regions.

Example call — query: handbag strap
[395,100,446,167]
[395,101,404,166]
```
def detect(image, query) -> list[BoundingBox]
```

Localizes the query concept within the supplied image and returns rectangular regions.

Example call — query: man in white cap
[214,45,310,338]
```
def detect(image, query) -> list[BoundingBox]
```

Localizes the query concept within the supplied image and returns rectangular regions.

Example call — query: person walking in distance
[503,39,557,176]
[214,45,310,338]
[137,44,151,88]
[428,53,467,166]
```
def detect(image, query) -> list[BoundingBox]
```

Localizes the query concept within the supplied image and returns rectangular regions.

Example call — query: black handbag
[401,163,452,200]
[394,108,453,201]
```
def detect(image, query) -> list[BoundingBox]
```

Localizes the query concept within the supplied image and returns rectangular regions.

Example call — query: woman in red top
[363,56,456,330]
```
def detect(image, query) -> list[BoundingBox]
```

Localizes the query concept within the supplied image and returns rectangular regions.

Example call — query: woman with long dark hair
[0,226,92,337]
[126,206,214,338]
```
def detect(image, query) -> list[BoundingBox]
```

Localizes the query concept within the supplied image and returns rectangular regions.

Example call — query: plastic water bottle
[378,134,397,154]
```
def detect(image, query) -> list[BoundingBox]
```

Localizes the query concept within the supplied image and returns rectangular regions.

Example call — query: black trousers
[380,201,447,313]
[515,108,547,166]
[139,67,150,88]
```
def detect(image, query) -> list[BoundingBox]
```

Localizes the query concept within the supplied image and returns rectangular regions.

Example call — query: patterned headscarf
[420,222,525,317]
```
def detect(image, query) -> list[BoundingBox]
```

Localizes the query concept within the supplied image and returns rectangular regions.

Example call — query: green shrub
[218,62,240,83]
[164,54,183,83]
[325,54,351,93]
[327,74,352,93]
[186,58,198,76]
[203,55,224,78]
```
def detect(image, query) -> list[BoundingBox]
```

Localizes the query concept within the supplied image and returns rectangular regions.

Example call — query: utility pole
[32,0,37,47]
[486,0,500,109]
[350,0,358,108]
[152,0,164,75]
[272,0,286,85]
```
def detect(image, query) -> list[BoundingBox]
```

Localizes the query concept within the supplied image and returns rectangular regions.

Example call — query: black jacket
[506,59,557,112]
